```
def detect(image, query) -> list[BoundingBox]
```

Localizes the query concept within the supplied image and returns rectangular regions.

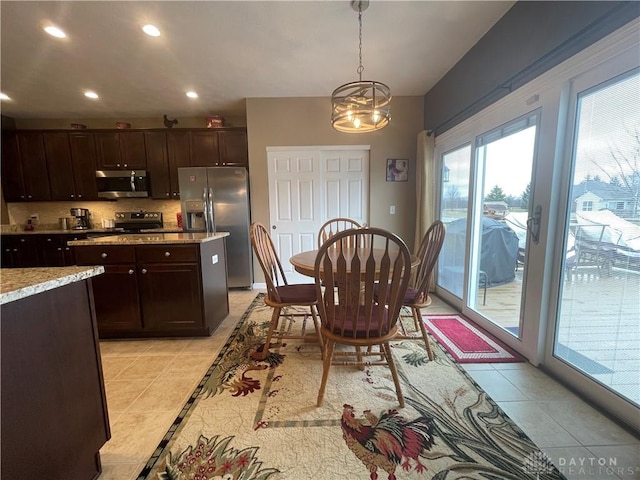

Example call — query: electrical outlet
[389,205,396,215]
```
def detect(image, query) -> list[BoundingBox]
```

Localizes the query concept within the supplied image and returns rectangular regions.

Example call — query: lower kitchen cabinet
[73,239,229,338]
[1,233,88,268]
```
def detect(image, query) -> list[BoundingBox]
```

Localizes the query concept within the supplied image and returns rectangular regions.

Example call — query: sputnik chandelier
[331,0,391,133]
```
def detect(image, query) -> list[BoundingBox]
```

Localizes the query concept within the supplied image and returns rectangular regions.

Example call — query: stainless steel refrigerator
[178,167,253,288]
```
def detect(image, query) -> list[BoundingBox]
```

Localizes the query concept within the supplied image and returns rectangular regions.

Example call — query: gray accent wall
[424,1,640,135]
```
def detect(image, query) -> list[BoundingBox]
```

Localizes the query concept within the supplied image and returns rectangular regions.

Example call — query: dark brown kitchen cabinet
[1,233,88,268]
[73,241,228,338]
[218,129,248,166]
[1,131,51,201]
[190,130,220,166]
[1,236,39,268]
[144,131,171,199]
[44,132,99,201]
[1,131,24,202]
[68,132,99,200]
[95,131,146,170]
[43,132,76,200]
[167,131,191,198]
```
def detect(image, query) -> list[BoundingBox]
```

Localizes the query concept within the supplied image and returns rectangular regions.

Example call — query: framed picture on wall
[386,159,408,182]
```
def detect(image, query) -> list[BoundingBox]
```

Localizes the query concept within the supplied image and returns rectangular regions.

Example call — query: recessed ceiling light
[44,25,66,38]
[186,91,198,99]
[142,24,161,37]
[0,93,10,101]
[84,91,99,99]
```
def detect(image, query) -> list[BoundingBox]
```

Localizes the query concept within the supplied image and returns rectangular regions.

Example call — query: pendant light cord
[357,4,364,81]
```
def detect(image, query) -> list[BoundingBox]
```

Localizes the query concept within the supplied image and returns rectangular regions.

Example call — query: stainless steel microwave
[96,170,149,199]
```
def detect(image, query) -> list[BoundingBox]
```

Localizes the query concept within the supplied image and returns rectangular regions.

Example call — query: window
[582,201,593,211]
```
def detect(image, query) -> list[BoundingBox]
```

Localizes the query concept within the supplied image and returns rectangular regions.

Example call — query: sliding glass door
[437,115,539,339]
[548,66,639,422]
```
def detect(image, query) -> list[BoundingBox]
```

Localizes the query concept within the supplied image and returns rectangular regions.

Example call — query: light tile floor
[98,290,639,480]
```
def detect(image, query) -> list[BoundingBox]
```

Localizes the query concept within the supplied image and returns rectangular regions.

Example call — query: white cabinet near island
[70,232,230,338]
[1,266,110,480]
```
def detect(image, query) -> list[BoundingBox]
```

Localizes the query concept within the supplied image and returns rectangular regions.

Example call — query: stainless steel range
[114,211,163,232]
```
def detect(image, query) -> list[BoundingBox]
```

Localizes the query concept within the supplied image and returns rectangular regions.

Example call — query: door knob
[272,225,276,230]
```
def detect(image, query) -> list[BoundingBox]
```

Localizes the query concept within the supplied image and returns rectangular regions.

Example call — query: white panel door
[320,150,369,226]
[268,151,321,282]
[267,147,369,284]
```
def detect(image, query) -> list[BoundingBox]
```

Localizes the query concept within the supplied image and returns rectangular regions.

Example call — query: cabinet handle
[65,247,70,251]
[141,268,147,274]
[101,252,108,258]
[70,194,75,198]
[128,269,135,275]
[20,238,25,243]
[47,238,52,242]
[27,195,32,199]
[78,194,83,198]
[57,247,62,251]
[123,164,128,168]
[12,249,18,252]
[166,192,170,197]
[164,251,171,257]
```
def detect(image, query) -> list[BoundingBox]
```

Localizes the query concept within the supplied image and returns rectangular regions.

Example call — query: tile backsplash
[6,199,182,230]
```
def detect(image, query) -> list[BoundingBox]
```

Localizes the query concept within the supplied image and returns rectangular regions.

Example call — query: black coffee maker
[70,207,91,229]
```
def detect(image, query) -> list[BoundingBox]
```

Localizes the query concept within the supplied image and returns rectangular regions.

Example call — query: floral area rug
[137,293,565,480]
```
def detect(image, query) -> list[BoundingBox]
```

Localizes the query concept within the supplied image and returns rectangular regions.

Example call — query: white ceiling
[1,1,514,120]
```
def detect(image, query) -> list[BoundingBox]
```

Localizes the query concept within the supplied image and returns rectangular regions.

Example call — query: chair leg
[252,307,281,361]
[310,305,324,360]
[317,340,335,407]
[382,342,405,408]
[413,307,434,361]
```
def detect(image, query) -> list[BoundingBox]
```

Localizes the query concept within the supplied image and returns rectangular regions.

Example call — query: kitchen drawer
[135,245,198,263]
[74,245,136,265]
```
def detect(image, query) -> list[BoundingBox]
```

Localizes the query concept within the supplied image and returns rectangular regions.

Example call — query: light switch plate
[211,254,218,265]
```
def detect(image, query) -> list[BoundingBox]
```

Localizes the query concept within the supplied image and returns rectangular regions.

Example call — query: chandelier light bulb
[372,110,380,123]
[353,117,361,129]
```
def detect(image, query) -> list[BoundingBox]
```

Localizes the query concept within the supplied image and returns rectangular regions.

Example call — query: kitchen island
[1,266,110,480]
[70,232,230,338]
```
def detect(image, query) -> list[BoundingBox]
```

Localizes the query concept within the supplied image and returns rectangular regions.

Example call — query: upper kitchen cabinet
[218,129,248,166]
[190,131,220,167]
[68,132,99,200]
[1,131,51,202]
[44,133,99,201]
[190,128,248,168]
[167,131,191,199]
[144,131,171,200]
[95,131,146,170]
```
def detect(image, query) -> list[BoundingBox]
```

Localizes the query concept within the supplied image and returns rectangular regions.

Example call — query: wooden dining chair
[395,220,446,360]
[317,218,362,248]
[250,222,321,360]
[314,227,412,407]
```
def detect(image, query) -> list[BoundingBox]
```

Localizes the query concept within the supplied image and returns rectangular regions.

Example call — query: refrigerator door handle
[208,188,215,233]
[202,187,209,232]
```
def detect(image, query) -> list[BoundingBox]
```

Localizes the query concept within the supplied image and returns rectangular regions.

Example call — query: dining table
[290,247,421,279]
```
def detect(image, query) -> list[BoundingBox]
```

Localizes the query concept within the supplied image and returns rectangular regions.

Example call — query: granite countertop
[0,266,105,305]
[68,231,230,246]
[1,227,184,235]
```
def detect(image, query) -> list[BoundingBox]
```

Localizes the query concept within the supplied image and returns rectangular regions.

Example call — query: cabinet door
[10,236,40,267]
[37,235,66,267]
[1,131,25,201]
[144,132,170,199]
[119,131,147,169]
[69,133,99,201]
[16,132,51,201]
[94,132,121,169]
[167,131,191,198]
[43,133,76,201]
[190,131,219,166]
[138,263,203,331]
[218,130,248,167]
[90,264,142,334]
